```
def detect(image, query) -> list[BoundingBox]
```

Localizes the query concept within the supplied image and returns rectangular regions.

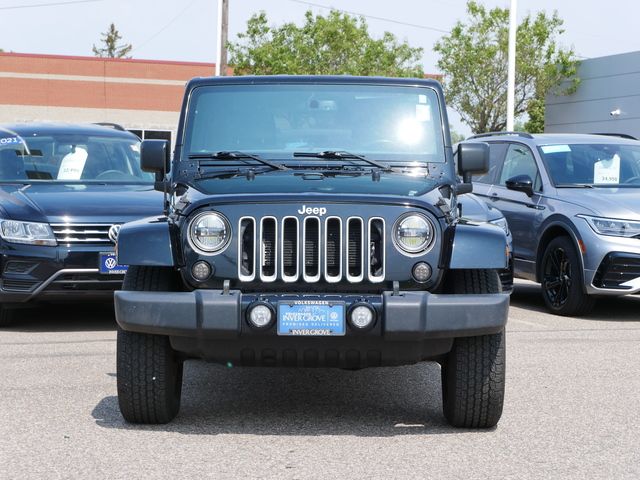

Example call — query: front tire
[117,266,183,424]
[441,269,505,428]
[541,236,596,316]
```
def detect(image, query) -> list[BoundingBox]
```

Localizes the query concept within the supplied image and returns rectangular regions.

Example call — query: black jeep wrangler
[114,76,510,428]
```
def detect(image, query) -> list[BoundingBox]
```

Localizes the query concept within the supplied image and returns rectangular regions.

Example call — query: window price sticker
[594,154,620,184]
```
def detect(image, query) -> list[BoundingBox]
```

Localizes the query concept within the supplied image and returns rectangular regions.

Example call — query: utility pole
[506,0,517,131]
[215,0,229,76]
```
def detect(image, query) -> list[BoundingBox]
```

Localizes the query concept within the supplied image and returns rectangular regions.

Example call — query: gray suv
[463,132,640,316]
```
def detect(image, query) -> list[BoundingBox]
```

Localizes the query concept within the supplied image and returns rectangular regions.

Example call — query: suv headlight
[393,213,434,254]
[0,219,57,246]
[579,215,640,238]
[188,211,231,253]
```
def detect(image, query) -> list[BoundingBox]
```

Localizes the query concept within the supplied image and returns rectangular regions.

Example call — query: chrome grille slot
[368,218,385,282]
[303,217,321,282]
[281,217,299,281]
[260,217,277,281]
[51,223,114,244]
[346,217,364,282]
[324,217,342,282]
[238,217,255,281]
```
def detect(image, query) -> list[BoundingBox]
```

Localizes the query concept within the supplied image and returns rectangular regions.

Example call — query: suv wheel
[117,266,183,424]
[441,269,505,428]
[541,236,595,316]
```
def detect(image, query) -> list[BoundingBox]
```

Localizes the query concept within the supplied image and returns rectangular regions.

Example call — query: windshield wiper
[293,150,392,172]
[188,151,288,171]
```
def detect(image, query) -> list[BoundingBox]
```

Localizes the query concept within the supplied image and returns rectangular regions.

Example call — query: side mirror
[141,139,170,175]
[505,174,534,197]
[457,142,489,184]
[140,140,170,192]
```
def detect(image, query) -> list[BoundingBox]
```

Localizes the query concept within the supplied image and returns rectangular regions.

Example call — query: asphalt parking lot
[1,280,639,480]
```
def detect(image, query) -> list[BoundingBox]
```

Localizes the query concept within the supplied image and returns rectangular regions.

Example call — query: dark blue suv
[0,123,162,325]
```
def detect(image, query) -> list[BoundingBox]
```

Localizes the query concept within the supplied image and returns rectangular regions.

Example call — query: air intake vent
[3,261,38,274]
[325,217,342,281]
[237,213,383,284]
[347,217,364,282]
[368,218,385,282]
[303,217,321,281]
[260,217,277,281]
[2,279,39,292]
[282,217,298,280]
[238,218,255,281]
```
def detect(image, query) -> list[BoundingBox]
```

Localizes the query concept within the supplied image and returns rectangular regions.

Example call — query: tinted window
[185,84,445,163]
[473,142,507,184]
[499,144,541,190]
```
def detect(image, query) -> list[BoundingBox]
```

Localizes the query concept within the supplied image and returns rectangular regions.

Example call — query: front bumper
[0,244,123,303]
[574,219,640,295]
[115,290,509,367]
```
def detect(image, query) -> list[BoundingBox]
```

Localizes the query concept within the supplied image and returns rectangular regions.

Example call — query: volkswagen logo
[108,224,121,244]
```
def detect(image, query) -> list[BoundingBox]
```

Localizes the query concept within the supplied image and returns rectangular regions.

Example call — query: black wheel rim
[543,247,572,308]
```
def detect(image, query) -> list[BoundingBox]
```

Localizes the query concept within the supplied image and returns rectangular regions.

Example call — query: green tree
[92,23,132,58]
[434,1,579,134]
[450,126,466,144]
[228,10,424,76]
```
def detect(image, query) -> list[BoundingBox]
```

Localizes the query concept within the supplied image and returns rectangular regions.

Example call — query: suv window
[473,142,507,184]
[498,143,541,190]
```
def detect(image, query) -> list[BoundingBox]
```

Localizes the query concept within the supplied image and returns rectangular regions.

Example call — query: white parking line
[509,318,549,328]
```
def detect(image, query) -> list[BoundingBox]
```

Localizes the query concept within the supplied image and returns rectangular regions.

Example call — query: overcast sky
[2,0,639,133]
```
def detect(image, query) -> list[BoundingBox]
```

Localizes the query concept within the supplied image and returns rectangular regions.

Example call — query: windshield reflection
[540,143,640,187]
[0,127,152,183]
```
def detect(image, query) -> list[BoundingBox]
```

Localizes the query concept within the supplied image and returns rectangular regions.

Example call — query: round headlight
[188,212,230,253]
[394,214,434,253]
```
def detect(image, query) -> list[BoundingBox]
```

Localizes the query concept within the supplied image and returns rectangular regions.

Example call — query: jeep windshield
[184,83,445,166]
[0,129,153,183]
[539,143,640,187]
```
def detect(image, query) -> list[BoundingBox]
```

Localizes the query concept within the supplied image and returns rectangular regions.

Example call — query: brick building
[1,52,442,144]
[0,52,217,143]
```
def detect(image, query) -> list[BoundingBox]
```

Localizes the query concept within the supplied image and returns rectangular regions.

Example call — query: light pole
[506,0,517,131]
[215,0,229,76]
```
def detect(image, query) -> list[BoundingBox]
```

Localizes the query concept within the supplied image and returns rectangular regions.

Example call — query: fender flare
[449,221,509,270]
[116,216,177,267]
[534,215,586,284]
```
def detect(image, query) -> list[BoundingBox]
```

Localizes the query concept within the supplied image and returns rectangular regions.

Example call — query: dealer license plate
[277,301,345,336]
[99,252,128,275]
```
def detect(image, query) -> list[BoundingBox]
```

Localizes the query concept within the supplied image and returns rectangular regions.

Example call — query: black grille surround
[180,203,447,293]
[593,253,640,289]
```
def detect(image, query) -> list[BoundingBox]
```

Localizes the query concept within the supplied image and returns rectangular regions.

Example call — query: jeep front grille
[237,216,385,283]
[51,223,116,244]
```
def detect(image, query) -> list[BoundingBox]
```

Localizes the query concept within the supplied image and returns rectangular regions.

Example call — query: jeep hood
[190,170,441,197]
[0,183,163,224]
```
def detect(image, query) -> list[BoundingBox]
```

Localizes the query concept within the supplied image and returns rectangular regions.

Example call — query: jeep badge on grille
[298,205,327,216]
